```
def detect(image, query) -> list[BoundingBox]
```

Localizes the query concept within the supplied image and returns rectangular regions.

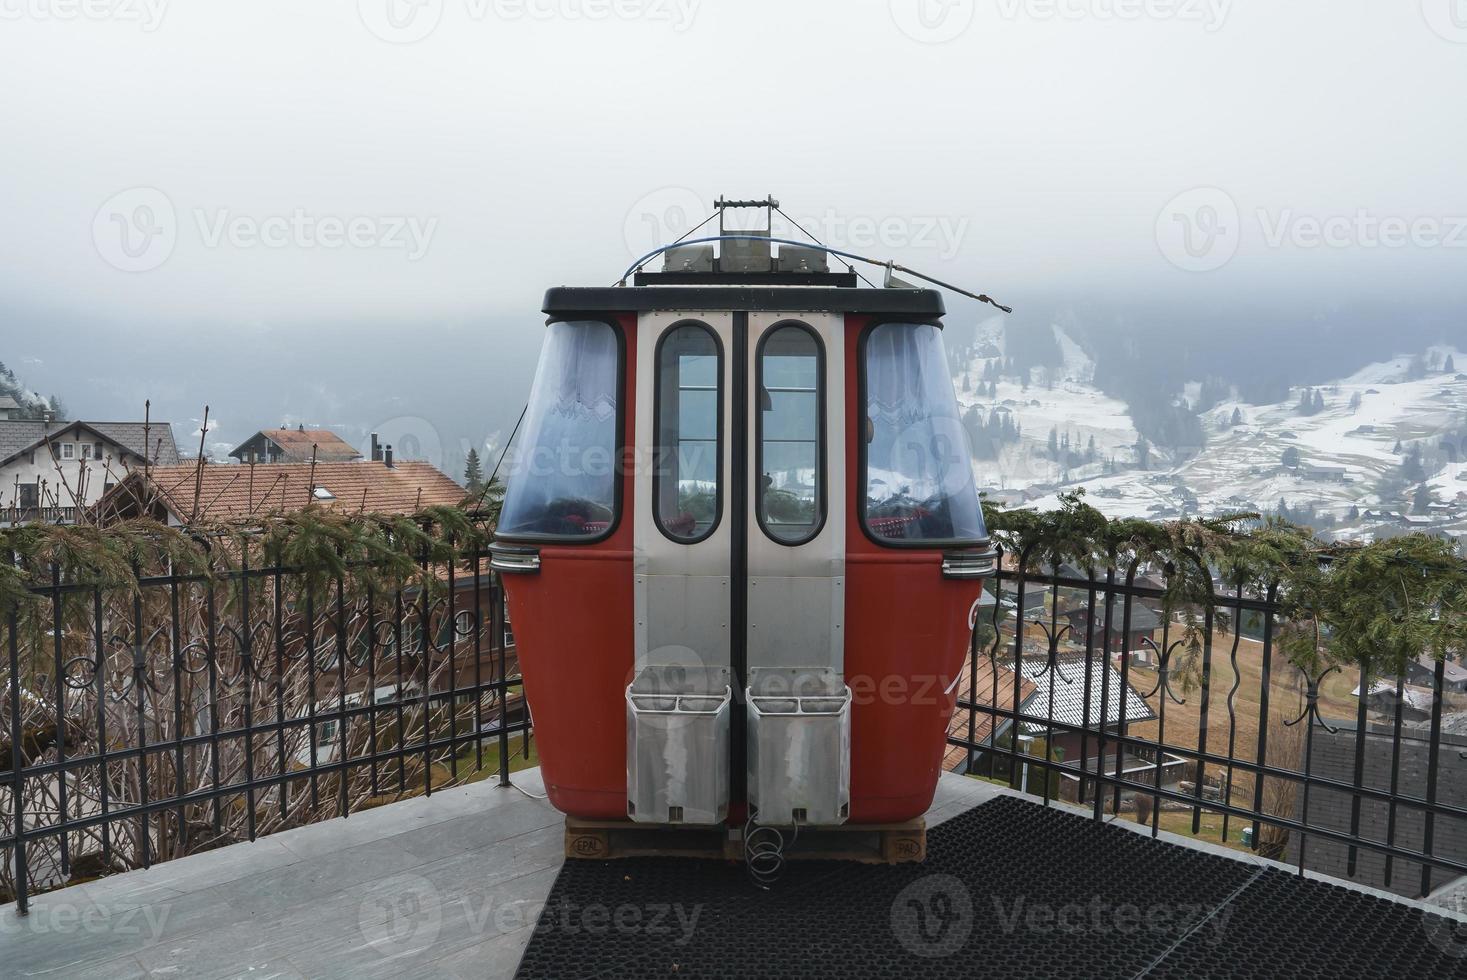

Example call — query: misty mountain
[3,299,544,486]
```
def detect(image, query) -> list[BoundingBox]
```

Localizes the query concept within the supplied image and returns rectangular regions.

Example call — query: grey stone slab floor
[3,770,1005,979]
[11,771,1455,978]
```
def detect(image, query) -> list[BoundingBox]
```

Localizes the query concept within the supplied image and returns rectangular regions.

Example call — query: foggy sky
[2,1,1464,470]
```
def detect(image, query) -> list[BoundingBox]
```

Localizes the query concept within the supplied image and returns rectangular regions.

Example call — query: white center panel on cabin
[627,311,733,825]
[745,311,850,826]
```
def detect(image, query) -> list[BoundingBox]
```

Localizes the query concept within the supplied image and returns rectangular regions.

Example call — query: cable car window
[655,323,722,543]
[863,323,986,545]
[757,324,823,545]
[498,320,620,540]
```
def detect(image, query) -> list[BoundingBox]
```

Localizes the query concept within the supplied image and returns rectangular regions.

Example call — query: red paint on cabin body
[501,310,985,824]
[500,313,637,820]
[841,315,984,823]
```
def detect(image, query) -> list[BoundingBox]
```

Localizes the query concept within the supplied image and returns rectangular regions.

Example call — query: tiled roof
[98,460,465,521]
[1017,656,1155,732]
[944,657,1038,771]
[231,428,361,463]
[0,419,180,466]
[1416,654,1467,684]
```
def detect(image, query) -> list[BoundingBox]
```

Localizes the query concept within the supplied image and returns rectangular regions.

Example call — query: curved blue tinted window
[864,323,986,544]
[498,321,619,539]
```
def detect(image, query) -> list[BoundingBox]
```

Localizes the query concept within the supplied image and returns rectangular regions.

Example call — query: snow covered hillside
[958,332,1467,543]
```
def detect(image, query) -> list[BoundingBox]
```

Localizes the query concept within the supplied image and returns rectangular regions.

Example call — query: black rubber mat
[513,795,1467,979]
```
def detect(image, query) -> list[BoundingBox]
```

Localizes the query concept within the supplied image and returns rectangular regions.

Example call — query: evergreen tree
[1402,448,1426,484]
[1281,446,1301,469]
[1413,483,1434,514]
[463,448,485,494]
[1448,354,1457,373]
[1347,504,1360,520]
[1349,392,1362,411]
[1230,407,1243,428]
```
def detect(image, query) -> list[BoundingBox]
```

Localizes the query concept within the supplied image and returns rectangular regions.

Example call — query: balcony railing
[2,530,524,915]
[2,507,77,526]
[5,526,1464,917]
[949,556,1467,899]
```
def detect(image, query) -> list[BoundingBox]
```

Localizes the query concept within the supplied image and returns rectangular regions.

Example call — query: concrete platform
[5,771,1462,978]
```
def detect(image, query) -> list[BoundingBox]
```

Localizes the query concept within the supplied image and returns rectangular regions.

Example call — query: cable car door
[744,312,850,825]
[628,313,733,824]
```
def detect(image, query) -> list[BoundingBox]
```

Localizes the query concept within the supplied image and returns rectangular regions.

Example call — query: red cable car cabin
[490,214,996,831]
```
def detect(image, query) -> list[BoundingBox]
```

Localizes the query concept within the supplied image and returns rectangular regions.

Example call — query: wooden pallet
[564,816,925,865]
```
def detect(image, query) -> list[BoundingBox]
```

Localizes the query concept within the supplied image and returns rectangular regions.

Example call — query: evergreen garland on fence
[982,490,1465,677]
[1,492,1463,676]
[0,504,492,660]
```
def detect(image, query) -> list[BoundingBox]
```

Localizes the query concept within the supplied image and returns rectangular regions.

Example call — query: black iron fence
[950,556,1467,900]
[2,533,525,915]
[8,532,1465,915]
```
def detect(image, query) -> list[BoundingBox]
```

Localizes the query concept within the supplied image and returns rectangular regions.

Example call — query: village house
[1062,601,1164,657]
[1299,463,1349,483]
[229,425,363,464]
[1,417,180,525]
[1402,653,1467,695]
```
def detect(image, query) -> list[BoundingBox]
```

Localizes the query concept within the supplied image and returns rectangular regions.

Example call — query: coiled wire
[743,812,799,890]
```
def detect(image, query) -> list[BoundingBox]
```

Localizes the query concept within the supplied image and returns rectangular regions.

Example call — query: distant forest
[0,361,65,420]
